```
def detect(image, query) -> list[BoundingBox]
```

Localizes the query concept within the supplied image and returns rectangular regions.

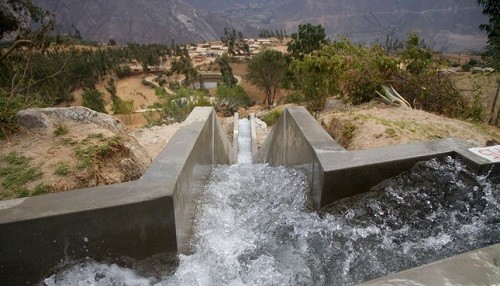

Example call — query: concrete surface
[256,106,499,210]
[0,107,234,285]
[358,243,500,286]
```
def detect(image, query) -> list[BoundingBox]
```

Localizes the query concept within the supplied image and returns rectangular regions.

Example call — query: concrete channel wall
[255,106,499,210]
[0,107,235,285]
[255,106,500,285]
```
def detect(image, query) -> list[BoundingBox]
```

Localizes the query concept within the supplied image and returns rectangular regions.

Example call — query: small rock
[120,158,142,181]
[254,118,267,130]
[323,98,347,112]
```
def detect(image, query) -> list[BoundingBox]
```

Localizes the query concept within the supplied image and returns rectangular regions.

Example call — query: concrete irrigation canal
[1,107,499,285]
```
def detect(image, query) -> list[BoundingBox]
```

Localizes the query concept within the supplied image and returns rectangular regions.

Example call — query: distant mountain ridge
[34,0,255,45]
[185,0,489,52]
[35,0,488,52]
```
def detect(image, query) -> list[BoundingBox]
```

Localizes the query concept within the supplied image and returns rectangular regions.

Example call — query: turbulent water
[43,157,500,285]
[237,118,252,164]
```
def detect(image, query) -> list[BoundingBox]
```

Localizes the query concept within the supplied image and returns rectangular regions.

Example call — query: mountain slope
[34,0,254,44]
[186,0,488,52]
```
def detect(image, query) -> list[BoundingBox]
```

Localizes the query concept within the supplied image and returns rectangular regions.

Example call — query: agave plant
[376,84,412,108]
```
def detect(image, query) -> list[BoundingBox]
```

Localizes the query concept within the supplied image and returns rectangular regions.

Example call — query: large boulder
[13,107,151,190]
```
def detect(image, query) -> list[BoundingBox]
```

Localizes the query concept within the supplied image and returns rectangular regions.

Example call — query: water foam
[42,157,500,285]
[237,118,252,164]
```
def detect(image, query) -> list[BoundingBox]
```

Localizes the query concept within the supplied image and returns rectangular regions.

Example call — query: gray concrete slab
[256,106,499,209]
[358,244,500,286]
[0,107,234,285]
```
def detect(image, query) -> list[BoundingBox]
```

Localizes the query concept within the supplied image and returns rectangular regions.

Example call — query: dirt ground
[318,102,500,150]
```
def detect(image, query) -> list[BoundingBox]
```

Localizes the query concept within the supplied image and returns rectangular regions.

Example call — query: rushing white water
[237,118,252,164]
[42,157,500,285]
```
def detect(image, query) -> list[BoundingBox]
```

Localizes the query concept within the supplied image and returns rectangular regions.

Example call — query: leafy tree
[216,53,237,86]
[221,27,237,56]
[400,32,433,74]
[82,89,106,113]
[291,40,398,110]
[477,0,500,69]
[221,27,249,56]
[105,77,117,101]
[169,54,198,87]
[245,49,287,106]
[287,23,328,60]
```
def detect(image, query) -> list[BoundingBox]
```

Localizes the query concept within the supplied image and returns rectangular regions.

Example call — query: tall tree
[245,49,287,106]
[216,53,237,86]
[477,0,500,69]
[287,23,328,60]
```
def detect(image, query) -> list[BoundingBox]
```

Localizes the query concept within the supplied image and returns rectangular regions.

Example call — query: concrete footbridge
[1,107,499,285]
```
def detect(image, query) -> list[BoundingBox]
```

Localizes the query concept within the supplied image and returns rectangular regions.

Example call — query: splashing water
[42,157,500,285]
[237,118,252,164]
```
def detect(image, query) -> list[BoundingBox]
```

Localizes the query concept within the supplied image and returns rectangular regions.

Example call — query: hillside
[34,0,255,44]
[186,0,488,52]
[33,0,488,52]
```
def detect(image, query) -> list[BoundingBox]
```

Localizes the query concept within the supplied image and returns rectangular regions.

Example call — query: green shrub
[151,87,211,124]
[216,85,254,108]
[0,91,26,138]
[155,87,167,97]
[284,91,304,104]
[112,97,135,114]
[114,65,132,78]
[82,88,107,113]
[53,124,69,137]
[54,162,70,176]
[469,94,485,122]
[290,40,398,109]
[32,183,52,196]
[261,109,282,126]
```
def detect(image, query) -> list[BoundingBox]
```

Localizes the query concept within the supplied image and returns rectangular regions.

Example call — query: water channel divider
[254,106,500,285]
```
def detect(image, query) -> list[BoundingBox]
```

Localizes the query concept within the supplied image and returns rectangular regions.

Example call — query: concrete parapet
[249,113,258,160]
[233,112,239,160]
[255,106,498,210]
[0,107,234,285]
[358,243,500,285]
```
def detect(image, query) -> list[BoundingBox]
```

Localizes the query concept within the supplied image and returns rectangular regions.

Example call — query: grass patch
[0,152,44,199]
[53,124,69,137]
[54,162,70,176]
[385,128,397,138]
[31,183,52,196]
[341,122,357,142]
[75,136,122,169]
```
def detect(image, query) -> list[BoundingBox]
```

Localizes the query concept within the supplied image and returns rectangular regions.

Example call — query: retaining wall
[255,106,499,210]
[0,107,234,285]
[255,106,500,285]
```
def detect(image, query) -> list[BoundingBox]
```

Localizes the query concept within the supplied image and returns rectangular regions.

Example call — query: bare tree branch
[0,39,33,62]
